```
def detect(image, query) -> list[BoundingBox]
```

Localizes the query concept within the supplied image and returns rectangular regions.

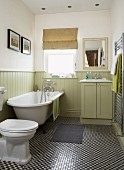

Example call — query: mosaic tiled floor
[0,117,124,170]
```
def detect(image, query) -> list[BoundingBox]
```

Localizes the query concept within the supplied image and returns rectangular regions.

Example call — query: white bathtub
[7,91,64,125]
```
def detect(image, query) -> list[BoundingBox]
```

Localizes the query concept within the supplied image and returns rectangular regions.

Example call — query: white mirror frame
[83,37,108,70]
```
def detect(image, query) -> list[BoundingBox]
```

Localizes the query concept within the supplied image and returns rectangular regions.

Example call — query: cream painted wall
[111,0,124,58]
[34,10,111,71]
[0,0,35,121]
[0,0,35,71]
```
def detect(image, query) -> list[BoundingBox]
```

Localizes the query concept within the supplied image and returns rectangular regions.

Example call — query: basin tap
[94,73,99,79]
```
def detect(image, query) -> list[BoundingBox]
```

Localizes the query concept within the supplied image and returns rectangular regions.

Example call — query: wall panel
[0,71,34,122]
[34,71,111,117]
[0,71,111,121]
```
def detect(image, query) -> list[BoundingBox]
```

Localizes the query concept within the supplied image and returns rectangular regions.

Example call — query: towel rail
[115,37,122,55]
[114,33,124,135]
[122,33,124,134]
[114,33,124,136]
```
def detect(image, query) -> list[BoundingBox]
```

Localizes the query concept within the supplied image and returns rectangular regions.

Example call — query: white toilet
[0,87,38,164]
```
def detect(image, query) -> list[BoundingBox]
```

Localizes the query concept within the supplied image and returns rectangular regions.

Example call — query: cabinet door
[97,83,112,119]
[81,83,97,118]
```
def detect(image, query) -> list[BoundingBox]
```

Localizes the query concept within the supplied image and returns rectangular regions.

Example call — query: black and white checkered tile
[0,117,124,170]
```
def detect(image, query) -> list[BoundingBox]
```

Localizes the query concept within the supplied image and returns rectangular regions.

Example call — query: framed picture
[21,37,31,55]
[7,29,20,52]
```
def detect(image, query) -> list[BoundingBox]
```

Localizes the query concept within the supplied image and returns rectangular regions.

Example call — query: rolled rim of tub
[7,91,64,108]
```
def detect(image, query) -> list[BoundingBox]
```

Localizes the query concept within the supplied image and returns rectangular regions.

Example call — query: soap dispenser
[86,72,89,79]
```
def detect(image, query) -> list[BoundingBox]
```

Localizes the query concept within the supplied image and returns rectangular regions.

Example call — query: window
[44,49,76,77]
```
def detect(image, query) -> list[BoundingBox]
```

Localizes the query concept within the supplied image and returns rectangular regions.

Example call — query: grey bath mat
[51,124,84,144]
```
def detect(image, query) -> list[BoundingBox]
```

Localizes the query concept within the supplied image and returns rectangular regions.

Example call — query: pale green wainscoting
[0,71,34,122]
[34,71,111,118]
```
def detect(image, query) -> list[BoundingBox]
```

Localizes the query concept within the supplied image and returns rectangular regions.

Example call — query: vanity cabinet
[81,82,112,119]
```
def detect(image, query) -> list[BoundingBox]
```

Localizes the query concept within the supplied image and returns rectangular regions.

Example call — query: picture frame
[21,37,31,55]
[7,29,20,52]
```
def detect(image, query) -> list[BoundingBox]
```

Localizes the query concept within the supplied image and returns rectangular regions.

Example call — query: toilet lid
[0,119,38,132]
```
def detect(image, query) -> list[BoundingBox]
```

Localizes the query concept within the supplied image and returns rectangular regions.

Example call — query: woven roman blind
[43,28,78,49]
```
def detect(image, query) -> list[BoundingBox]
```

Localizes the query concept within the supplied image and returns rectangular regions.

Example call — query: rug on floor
[51,123,84,144]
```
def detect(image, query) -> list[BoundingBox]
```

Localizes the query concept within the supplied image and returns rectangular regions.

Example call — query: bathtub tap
[43,80,55,92]
[41,80,55,102]
[44,86,54,92]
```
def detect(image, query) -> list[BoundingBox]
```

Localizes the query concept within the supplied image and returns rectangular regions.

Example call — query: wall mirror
[83,37,108,70]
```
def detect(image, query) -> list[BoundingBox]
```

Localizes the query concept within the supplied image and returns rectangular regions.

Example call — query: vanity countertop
[80,79,112,83]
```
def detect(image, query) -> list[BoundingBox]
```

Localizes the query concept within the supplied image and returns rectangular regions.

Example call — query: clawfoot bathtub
[7,91,64,125]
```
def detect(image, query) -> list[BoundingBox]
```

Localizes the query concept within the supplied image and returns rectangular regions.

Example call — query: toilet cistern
[0,86,7,111]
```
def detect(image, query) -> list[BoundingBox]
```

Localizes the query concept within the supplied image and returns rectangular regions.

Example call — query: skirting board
[60,110,81,117]
[112,123,124,152]
[80,118,112,125]
[112,122,122,136]
[118,136,124,152]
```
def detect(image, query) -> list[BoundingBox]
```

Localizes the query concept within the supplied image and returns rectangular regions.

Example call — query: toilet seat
[0,119,38,132]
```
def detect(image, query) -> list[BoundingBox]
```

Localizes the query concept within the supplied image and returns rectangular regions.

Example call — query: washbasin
[80,79,112,83]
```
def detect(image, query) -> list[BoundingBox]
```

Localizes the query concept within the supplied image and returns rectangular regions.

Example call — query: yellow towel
[53,98,60,121]
[112,53,122,93]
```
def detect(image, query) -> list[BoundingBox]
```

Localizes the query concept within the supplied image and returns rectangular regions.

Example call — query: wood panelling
[0,71,34,122]
[34,71,111,117]
[0,70,111,122]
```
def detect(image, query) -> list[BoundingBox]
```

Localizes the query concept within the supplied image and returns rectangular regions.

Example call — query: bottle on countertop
[86,71,89,79]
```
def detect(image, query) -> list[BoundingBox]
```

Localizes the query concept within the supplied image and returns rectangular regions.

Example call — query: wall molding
[0,70,34,73]
[80,118,112,125]
[60,109,81,118]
